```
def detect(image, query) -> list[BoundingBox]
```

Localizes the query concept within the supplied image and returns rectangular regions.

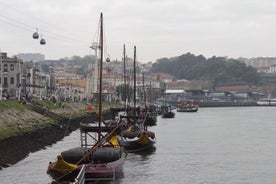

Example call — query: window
[10,64,14,71]
[10,77,14,84]
[4,64,8,72]
[4,77,8,87]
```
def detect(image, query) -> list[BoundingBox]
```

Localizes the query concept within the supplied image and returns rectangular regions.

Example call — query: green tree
[150,53,261,87]
[116,84,133,102]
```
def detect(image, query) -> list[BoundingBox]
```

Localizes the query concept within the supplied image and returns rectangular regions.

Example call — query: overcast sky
[0,0,276,62]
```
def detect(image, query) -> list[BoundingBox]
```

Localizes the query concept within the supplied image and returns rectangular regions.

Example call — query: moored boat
[47,13,126,183]
[161,105,175,118]
[177,100,199,112]
[47,133,125,182]
[161,110,175,118]
[47,125,125,182]
[257,98,276,106]
[118,46,156,153]
[119,125,156,153]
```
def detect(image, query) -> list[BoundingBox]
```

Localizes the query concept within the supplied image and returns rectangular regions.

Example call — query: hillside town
[1,52,275,105]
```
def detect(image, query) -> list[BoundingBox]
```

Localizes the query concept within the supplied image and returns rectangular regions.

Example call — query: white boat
[257,98,276,106]
[176,100,199,112]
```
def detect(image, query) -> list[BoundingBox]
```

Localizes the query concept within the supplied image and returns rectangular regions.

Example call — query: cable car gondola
[106,57,110,62]
[40,38,46,45]
[40,34,46,45]
[32,28,39,39]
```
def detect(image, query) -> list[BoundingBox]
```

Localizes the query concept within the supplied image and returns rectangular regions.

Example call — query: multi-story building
[240,57,276,68]
[0,53,24,99]
[17,53,45,62]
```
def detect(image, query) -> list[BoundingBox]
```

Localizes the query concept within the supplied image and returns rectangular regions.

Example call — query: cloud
[1,0,276,62]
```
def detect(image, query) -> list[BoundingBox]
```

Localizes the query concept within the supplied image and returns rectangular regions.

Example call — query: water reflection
[2,107,276,184]
[131,146,156,158]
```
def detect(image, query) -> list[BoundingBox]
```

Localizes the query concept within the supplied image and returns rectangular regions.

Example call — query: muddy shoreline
[0,110,114,170]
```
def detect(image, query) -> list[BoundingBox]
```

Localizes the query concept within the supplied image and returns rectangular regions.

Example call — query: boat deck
[80,125,114,132]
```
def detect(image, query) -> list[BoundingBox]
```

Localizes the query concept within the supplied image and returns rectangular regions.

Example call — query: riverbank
[198,101,258,107]
[0,100,120,169]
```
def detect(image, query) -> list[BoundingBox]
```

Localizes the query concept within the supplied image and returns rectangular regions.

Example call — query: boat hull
[257,99,276,106]
[48,154,125,182]
[177,100,199,112]
[144,115,157,126]
[119,133,156,153]
[84,155,125,182]
[177,108,198,112]
[161,111,175,118]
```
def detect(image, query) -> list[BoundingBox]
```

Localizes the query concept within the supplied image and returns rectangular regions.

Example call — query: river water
[1,107,276,184]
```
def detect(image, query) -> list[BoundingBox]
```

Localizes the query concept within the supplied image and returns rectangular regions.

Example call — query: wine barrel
[121,130,138,138]
[61,147,91,164]
[144,131,155,139]
[93,147,121,163]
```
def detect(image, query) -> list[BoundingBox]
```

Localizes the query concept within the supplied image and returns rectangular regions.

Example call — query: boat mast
[123,44,127,110]
[98,12,103,141]
[149,81,152,106]
[133,46,136,109]
[143,72,146,107]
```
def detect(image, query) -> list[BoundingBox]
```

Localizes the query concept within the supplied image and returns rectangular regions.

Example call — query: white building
[17,53,45,62]
[268,64,276,73]
[240,57,276,68]
[0,53,24,99]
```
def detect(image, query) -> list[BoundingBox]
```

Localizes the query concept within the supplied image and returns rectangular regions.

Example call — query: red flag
[87,105,93,112]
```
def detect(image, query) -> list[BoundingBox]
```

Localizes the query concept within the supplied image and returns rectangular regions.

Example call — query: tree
[150,53,261,87]
[116,84,133,102]
[76,67,85,75]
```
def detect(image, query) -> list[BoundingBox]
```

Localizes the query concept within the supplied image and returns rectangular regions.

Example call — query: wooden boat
[161,106,175,118]
[47,13,125,183]
[161,110,175,118]
[47,129,125,182]
[47,122,125,182]
[118,46,156,153]
[119,123,156,153]
[177,100,199,112]
[144,113,157,126]
[160,83,175,118]
[141,76,158,126]
[116,109,156,153]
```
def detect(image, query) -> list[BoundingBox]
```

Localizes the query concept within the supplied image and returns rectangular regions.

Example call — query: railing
[73,165,85,184]
[85,166,116,182]
[72,165,116,183]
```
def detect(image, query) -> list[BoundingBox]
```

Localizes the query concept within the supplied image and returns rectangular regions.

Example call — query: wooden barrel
[121,130,138,138]
[61,147,91,164]
[93,147,121,163]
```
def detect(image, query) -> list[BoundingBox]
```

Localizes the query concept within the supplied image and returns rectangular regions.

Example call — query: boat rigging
[47,13,126,183]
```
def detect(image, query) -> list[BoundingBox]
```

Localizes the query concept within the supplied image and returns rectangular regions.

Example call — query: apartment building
[17,53,45,62]
[0,53,24,99]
